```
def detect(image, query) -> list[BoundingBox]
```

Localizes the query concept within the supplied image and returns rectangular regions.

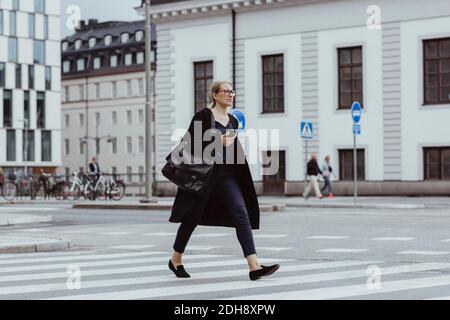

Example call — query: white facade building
[60,20,156,192]
[142,0,450,196]
[0,0,61,176]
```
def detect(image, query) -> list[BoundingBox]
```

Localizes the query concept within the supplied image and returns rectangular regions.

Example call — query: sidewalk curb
[0,215,53,226]
[284,203,426,209]
[72,203,286,212]
[0,237,72,254]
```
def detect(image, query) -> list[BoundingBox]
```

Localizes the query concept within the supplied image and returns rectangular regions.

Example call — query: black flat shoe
[249,264,280,281]
[168,259,191,278]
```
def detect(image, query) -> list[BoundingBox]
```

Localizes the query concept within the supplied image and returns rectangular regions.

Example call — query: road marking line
[257,247,293,252]
[45,262,450,300]
[398,250,449,256]
[372,237,415,241]
[227,266,450,300]
[141,232,176,236]
[192,233,229,238]
[0,260,377,297]
[253,235,288,239]
[0,254,228,273]
[186,245,223,251]
[99,232,133,236]
[109,245,156,250]
[316,249,369,253]
[0,257,287,283]
[307,236,349,240]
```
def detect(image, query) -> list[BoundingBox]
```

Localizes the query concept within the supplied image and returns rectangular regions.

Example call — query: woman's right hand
[221,134,237,147]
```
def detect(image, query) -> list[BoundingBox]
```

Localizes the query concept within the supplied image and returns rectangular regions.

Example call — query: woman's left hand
[221,134,237,147]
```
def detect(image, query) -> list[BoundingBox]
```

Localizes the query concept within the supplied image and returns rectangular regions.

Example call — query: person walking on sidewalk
[321,155,335,198]
[167,80,280,281]
[303,153,323,199]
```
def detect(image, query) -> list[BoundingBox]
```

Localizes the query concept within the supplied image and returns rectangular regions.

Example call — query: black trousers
[173,174,257,258]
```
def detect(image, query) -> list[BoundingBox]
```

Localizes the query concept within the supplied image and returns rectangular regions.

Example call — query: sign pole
[304,140,308,188]
[353,134,357,204]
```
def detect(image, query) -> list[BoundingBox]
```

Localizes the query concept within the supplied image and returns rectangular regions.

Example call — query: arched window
[89,37,96,48]
[104,35,112,46]
[121,33,129,44]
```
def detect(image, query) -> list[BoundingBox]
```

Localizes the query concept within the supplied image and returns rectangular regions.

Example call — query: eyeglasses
[217,90,236,96]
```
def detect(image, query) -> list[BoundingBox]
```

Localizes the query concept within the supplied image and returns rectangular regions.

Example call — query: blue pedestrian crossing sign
[230,109,246,133]
[353,124,361,135]
[300,121,313,140]
[351,101,362,124]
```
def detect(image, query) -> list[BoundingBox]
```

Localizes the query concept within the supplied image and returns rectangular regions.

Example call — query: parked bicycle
[0,173,17,201]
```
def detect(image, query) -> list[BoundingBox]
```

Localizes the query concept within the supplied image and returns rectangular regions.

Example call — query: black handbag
[162,111,217,194]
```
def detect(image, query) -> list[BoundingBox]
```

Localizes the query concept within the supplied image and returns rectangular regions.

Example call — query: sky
[60,0,143,37]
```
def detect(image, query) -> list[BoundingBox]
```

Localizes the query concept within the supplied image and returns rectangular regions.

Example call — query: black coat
[307,159,322,176]
[168,107,260,230]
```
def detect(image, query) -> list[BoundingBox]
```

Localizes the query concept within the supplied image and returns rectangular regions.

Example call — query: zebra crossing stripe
[0,254,229,274]
[192,233,229,238]
[307,236,349,240]
[0,249,93,260]
[0,258,291,297]
[227,267,450,300]
[0,257,285,283]
[0,251,166,266]
[253,235,288,239]
[44,262,450,300]
[372,237,415,241]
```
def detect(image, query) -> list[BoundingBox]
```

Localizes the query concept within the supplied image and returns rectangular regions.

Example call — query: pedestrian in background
[303,153,323,199]
[167,80,280,281]
[0,167,4,186]
[321,155,335,198]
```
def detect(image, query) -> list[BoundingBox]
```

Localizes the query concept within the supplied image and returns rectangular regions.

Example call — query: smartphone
[225,129,237,138]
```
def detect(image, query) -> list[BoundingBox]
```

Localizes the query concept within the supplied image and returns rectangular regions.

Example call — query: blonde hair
[208,80,233,109]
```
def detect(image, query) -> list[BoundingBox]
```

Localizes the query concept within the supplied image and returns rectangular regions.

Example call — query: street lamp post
[18,119,29,177]
[141,0,156,203]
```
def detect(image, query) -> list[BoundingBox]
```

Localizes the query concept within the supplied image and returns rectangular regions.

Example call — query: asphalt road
[1,203,450,300]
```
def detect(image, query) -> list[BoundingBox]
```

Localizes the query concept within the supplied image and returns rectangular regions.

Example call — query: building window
[95,112,100,127]
[339,149,365,181]
[9,37,18,62]
[35,0,45,13]
[127,166,132,183]
[338,46,363,109]
[112,167,117,175]
[24,91,30,128]
[10,11,16,36]
[34,40,45,65]
[6,130,16,161]
[127,80,132,96]
[0,63,4,87]
[104,35,112,46]
[0,10,3,35]
[112,81,117,97]
[64,114,70,128]
[79,84,84,100]
[75,39,82,50]
[79,113,84,127]
[36,92,46,129]
[194,61,213,112]
[64,139,70,155]
[63,60,71,73]
[423,38,450,105]
[62,42,68,52]
[64,86,70,102]
[41,131,52,162]
[139,78,144,95]
[121,33,129,43]
[127,137,132,153]
[135,31,144,42]
[127,110,132,124]
[79,139,84,155]
[110,55,118,67]
[65,168,71,178]
[262,54,284,113]
[95,83,100,99]
[29,14,35,38]
[424,147,450,180]
[15,64,21,88]
[138,109,144,123]
[111,138,117,154]
[125,53,133,66]
[139,166,144,183]
[139,136,144,153]
[45,66,52,90]
[93,57,102,70]
[89,37,96,48]
[112,111,117,125]
[3,90,12,128]
[23,130,35,161]
[96,139,100,155]
[136,52,144,64]
[44,15,49,39]
[28,65,34,89]
[77,58,85,71]
[12,0,19,9]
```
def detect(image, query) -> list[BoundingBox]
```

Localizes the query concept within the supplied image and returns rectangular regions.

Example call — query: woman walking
[167,81,280,281]
[321,156,335,198]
